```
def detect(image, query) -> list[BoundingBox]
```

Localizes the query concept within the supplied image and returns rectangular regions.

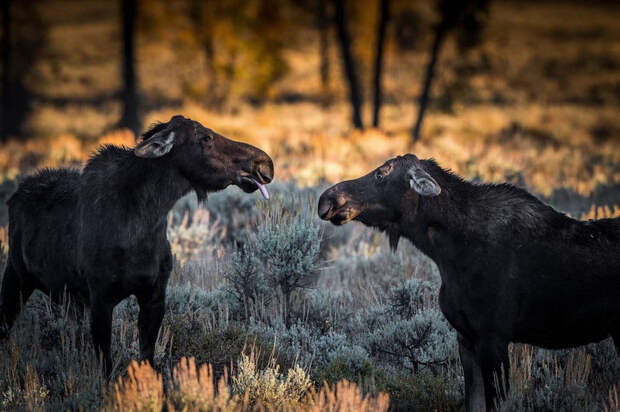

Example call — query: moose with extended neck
[1,115,273,374]
[318,154,620,411]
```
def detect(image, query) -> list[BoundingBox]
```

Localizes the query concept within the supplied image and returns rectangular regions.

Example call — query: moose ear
[134,131,176,158]
[407,166,441,197]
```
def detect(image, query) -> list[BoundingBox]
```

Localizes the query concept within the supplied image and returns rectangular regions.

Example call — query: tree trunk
[317,0,330,106]
[372,0,389,128]
[119,0,140,138]
[1,0,10,142]
[411,22,446,143]
[191,0,219,108]
[332,0,363,129]
[204,31,217,105]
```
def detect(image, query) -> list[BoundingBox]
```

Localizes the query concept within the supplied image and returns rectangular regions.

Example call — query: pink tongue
[250,178,269,199]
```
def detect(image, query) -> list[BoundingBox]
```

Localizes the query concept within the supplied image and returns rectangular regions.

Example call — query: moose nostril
[318,199,333,220]
[256,159,274,183]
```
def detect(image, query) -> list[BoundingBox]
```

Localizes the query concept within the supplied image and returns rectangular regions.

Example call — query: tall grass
[4,186,618,410]
[105,354,389,412]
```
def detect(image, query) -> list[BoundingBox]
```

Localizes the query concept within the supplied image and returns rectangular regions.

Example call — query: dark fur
[318,154,620,411]
[1,115,273,374]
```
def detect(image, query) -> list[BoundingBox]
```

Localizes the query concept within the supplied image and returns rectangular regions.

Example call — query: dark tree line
[0,0,140,140]
[411,11,446,143]
[332,0,363,129]
[190,0,218,108]
[412,0,489,143]
[317,0,330,106]
[1,0,11,143]
[330,0,390,130]
[328,0,489,139]
[119,0,140,138]
[372,0,389,128]
[0,0,490,142]
[0,0,47,142]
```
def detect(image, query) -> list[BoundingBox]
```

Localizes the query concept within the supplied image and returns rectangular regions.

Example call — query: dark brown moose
[0,115,273,374]
[318,154,620,411]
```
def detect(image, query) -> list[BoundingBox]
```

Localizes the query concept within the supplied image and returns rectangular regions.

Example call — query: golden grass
[304,380,390,412]
[96,129,137,148]
[106,360,164,412]
[0,226,7,256]
[580,205,620,220]
[169,357,240,412]
[2,100,617,198]
[105,356,389,412]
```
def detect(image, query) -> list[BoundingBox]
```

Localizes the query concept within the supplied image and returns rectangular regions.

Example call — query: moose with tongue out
[1,115,273,374]
[318,154,620,411]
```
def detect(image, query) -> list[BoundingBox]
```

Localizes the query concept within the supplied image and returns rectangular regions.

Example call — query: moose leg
[477,338,509,411]
[612,332,620,355]
[136,253,172,366]
[90,299,114,376]
[137,280,167,366]
[459,334,486,412]
[0,263,34,339]
[137,295,165,366]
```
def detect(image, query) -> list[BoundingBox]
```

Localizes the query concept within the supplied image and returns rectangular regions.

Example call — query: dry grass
[497,344,595,410]
[304,380,390,412]
[169,357,239,412]
[105,356,389,412]
[106,360,164,412]
[0,226,7,258]
[167,209,226,265]
[231,351,313,409]
[1,104,617,198]
[605,386,619,412]
[580,204,620,220]
[509,345,592,389]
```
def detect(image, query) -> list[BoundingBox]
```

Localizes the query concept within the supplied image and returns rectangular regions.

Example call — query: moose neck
[400,160,564,270]
[129,159,193,225]
[401,195,463,266]
[400,161,482,267]
[84,146,193,230]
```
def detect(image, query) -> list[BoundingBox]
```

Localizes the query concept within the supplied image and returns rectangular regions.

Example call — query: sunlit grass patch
[580,204,620,220]
[105,355,389,412]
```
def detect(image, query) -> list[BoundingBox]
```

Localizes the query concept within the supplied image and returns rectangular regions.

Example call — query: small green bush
[251,195,323,323]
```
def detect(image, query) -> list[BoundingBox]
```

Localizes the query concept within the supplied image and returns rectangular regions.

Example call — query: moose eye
[375,163,393,181]
[198,129,213,142]
[194,124,213,142]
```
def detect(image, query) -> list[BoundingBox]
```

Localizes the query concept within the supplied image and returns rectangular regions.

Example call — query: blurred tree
[119,0,140,137]
[393,7,422,53]
[190,0,219,107]
[411,0,489,143]
[332,0,363,129]
[0,0,10,143]
[248,0,288,103]
[0,0,46,142]
[371,0,389,127]
[187,0,289,107]
[317,0,331,106]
